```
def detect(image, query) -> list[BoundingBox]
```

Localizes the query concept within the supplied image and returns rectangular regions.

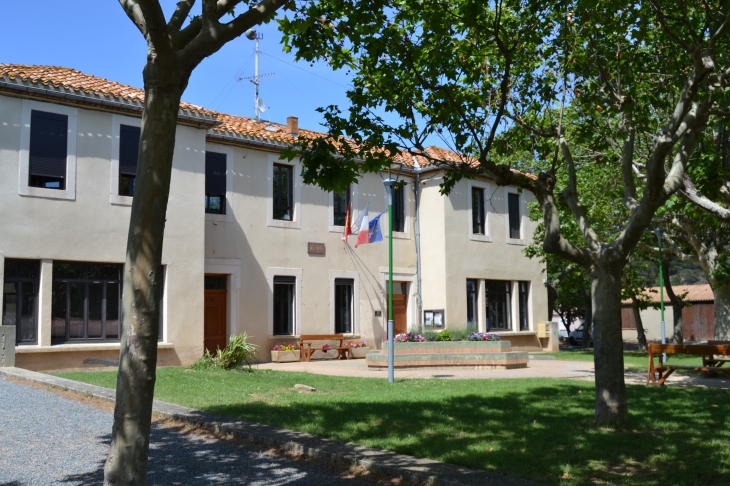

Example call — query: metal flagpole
[656,227,666,363]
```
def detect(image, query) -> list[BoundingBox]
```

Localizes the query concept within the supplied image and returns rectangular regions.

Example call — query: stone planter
[368,340,527,369]
[271,350,300,363]
[349,347,370,359]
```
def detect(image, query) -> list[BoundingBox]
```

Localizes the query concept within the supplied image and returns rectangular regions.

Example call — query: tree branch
[167,0,196,34]
[620,110,639,213]
[559,137,601,250]
[680,173,730,220]
[134,0,174,53]
[118,0,148,38]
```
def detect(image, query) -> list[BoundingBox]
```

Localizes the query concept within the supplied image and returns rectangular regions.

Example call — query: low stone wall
[0,326,15,367]
[367,340,528,369]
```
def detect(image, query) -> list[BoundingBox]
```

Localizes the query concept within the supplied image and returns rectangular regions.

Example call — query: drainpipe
[412,157,423,330]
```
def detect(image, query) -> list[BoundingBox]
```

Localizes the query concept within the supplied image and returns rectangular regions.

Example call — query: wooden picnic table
[647,343,730,385]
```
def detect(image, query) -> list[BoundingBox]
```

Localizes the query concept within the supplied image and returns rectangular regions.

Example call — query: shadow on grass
[200,382,730,486]
[59,421,369,485]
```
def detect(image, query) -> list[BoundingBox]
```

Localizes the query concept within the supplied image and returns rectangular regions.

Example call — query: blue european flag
[368,210,386,243]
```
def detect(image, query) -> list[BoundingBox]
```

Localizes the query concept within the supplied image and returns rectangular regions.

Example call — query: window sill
[469,233,493,243]
[506,238,527,246]
[16,342,174,353]
[390,231,410,240]
[20,185,75,201]
[267,334,361,340]
[268,219,301,229]
[110,194,133,206]
[206,212,230,223]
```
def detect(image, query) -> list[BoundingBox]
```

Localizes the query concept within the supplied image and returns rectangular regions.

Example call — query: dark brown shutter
[205,152,227,195]
[119,125,140,176]
[508,193,521,238]
[29,110,67,178]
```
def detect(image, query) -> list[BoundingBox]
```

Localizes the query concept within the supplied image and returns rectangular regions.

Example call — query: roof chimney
[287,116,299,136]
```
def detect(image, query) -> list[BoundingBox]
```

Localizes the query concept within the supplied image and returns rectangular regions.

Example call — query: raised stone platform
[366,340,528,369]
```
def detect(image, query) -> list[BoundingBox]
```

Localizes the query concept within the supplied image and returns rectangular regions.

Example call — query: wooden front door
[387,282,408,335]
[204,289,227,354]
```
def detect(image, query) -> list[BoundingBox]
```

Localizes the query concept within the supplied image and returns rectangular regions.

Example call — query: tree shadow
[59,421,370,485]
[199,382,730,485]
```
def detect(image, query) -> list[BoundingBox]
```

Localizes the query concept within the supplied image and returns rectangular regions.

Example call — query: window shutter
[119,125,141,176]
[508,193,521,238]
[205,152,227,195]
[29,110,68,178]
[274,276,296,284]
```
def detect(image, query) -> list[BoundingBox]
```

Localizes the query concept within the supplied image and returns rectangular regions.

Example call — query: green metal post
[387,185,394,383]
[658,232,666,363]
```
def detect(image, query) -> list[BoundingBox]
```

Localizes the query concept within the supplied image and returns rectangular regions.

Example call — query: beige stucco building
[0,65,548,371]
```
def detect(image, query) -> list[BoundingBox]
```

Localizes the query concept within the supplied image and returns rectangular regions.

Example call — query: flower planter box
[271,350,300,363]
[349,347,370,359]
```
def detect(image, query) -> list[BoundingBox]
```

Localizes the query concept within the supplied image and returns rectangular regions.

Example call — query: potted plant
[346,341,370,358]
[271,343,300,363]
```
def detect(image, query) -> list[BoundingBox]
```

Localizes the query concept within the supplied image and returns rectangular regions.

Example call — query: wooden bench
[299,334,352,362]
[705,341,730,376]
[647,343,730,385]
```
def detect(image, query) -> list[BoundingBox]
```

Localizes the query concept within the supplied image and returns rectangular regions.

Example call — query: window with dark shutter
[508,193,521,239]
[333,186,350,226]
[205,152,227,214]
[119,125,141,196]
[29,110,68,190]
[335,278,354,333]
[273,164,293,221]
[472,187,485,234]
[273,276,295,335]
[393,185,405,232]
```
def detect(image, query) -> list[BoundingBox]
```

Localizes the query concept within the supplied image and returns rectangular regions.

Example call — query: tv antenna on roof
[239,29,283,121]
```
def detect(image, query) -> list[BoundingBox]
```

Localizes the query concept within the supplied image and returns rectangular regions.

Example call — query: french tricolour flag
[354,204,385,247]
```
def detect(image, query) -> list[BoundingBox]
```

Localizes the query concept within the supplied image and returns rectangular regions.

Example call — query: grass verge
[541,350,704,370]
[57,368,730,485]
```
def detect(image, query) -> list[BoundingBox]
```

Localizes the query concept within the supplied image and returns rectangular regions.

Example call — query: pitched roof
[0,64,536,181]
[623,284,714,304]
[0,64,218,122]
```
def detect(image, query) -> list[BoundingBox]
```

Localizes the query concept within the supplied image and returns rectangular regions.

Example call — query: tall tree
[107,1,287,484]
[281,0,730,424]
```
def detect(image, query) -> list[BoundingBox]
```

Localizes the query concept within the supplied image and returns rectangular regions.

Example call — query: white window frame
[204,143,234,223]
[19,99,78,201]
[109,114,140,206]
[505,188,527,245]
[329,271,360,335]
[267,267,303,337]
[328,183,359,233]
[468,179,492,242]
[267,154,301,229]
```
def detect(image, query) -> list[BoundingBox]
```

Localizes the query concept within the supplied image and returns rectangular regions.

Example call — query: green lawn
[542,350,704,370]
[57,368,730,486]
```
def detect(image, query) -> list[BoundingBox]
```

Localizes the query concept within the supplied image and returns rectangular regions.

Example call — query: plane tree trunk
[590,263,628,424]
[103,60,187,485]
[662,259,685,344]
[631,296,648,351]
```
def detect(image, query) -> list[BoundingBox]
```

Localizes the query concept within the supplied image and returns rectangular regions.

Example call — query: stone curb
[0,367,541,486]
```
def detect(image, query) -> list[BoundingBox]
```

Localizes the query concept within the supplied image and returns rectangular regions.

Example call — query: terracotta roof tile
[0,63,217,118]
[622,284,714,304]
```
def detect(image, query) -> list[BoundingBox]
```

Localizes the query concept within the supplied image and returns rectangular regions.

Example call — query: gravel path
[0,378,376,485]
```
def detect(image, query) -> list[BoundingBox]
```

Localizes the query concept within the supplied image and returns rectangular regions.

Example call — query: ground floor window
[466,279,478,325]
[2,259,40,345]
[518,281,530,331]
[273,276,295,335]
[335,278,354,333]
[52,262,122,343]
[485,280,511,331]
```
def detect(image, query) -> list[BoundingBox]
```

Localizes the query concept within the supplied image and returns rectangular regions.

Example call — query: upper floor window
[273,164,293,221]
[392,185,405,232]
[472,187,485,235]
[29,110,67,190]
[333,186,350,226]
[205,152,227,215]
[508,193,521,239]
[118,124,140,196]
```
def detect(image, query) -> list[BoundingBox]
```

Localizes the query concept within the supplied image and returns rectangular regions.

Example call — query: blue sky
[1,1,353,133]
